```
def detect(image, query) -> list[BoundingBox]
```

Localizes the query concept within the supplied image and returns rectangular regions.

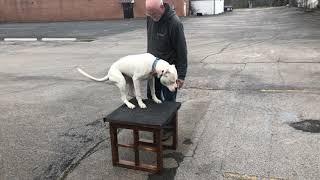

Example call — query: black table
[104,99,181,173]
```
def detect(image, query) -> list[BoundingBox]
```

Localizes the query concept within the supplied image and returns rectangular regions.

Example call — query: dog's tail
[77,67,109,82]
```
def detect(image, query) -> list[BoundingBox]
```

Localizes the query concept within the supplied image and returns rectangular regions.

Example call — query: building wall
[224,0,290,8]
[191,0,224,15]
[0,0,123,22]
[297,0,318,8]
[0,0,187,23]
[134,0,147,17]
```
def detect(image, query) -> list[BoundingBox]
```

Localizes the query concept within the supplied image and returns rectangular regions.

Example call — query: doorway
[122,3,134,19]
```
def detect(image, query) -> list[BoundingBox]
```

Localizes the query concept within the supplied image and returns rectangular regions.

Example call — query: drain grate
[289,119,320,133]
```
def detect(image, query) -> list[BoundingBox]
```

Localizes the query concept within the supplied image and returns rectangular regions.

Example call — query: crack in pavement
[192,40,228,47]
[200,43,232,63]
[59,139,106,180]
[190,143,199,158]
[230,63,247,78]
[238,63,247,74]
[200,34,280,63]
[34,119,109,180]
[277,58,286,85]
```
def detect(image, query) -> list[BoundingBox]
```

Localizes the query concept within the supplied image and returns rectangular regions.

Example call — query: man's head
[146,0,165,22]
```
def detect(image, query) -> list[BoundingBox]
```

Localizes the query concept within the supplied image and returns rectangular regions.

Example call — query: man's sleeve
[171,21,188,80]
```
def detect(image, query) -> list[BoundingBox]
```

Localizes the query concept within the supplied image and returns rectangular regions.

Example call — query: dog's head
[159,65,178,92]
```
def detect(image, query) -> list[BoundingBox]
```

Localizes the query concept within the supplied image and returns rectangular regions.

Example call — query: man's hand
[176,79,184,89]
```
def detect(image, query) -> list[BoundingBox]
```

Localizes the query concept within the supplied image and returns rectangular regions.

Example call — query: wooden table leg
[154,129,163,173]
[109,123,119,165]
[133,129,140,166]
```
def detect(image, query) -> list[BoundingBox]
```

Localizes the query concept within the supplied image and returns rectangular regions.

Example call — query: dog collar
[152,57,160,74]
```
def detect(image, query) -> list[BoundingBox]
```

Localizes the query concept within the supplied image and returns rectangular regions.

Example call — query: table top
[104,99,181,127]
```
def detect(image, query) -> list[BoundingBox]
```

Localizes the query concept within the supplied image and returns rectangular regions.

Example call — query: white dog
[77,53,178,109]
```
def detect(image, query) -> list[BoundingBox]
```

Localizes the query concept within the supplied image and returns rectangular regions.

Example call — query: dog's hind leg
[119,85,135,109]
[109,70,135,109]
[132,76,146,109]
[124,75,135,98]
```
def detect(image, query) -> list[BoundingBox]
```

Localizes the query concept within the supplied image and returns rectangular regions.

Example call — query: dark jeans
[147,77,177,102]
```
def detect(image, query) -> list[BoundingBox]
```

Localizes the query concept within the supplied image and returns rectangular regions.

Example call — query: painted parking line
[1,37,94,42]
[4,38,37,41]
[41,38,77,41]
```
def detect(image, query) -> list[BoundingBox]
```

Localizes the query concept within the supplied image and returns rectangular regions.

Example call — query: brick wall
[134,0,146,17]
[0,0,123,22]
[0,0,187,22]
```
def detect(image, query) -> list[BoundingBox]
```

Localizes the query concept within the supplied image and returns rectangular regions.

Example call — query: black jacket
[147,3,188,80]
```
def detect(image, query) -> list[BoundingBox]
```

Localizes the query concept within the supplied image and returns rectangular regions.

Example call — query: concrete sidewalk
[0,7,320,180]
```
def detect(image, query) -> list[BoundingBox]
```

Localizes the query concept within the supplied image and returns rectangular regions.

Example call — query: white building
[296,0,319,8]
[191,0,225,15]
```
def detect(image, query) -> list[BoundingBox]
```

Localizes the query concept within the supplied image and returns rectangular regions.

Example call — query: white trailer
[191,0,225,15]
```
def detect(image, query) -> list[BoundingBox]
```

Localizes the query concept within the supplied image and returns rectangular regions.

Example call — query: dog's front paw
[138,102,147,109]
[126,103,136,109]
[153,97,162,104]
[139,102,147,109]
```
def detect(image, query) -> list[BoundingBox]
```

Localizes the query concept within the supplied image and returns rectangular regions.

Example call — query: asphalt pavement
[0,7,320,180]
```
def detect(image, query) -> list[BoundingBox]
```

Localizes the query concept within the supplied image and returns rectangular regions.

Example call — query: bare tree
[189,1,198,15]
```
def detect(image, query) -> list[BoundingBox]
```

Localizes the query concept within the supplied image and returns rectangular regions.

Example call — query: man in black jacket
[146,0,188,102]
